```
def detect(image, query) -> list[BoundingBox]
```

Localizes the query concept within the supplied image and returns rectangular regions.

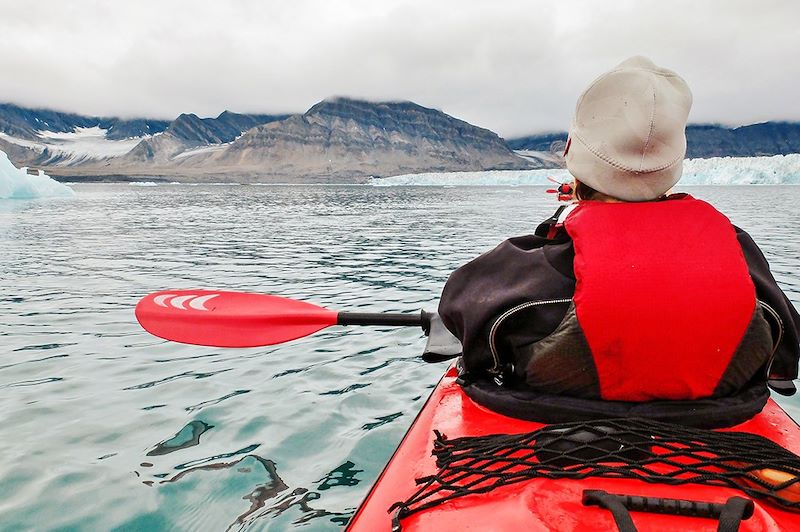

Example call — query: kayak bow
[347,323,800,532]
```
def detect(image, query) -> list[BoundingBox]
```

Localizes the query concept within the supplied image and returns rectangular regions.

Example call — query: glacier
[0,126,142,165]
[373,154,800,186]
[680,154,800,185]
[0,150,74,199]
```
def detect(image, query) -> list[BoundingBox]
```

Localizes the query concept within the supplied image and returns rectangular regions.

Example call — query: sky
[0,0,798,138]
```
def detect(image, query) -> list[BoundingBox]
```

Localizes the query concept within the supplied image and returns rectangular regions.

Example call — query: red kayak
[348,364,800,531]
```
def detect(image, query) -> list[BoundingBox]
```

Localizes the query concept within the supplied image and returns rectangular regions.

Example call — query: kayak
[347,319,800,531]
[348,368,800,531]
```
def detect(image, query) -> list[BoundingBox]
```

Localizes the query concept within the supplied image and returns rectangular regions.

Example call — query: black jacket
[438,209,800,394]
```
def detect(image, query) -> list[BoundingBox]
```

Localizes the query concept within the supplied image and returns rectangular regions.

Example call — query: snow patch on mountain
[171,143,229,160]
[0,126,142,164]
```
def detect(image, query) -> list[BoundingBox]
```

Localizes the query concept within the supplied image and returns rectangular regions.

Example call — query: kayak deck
[347,365,800,531]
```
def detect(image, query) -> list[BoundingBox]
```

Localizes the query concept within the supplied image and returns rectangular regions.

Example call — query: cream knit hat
[565,56,693,201]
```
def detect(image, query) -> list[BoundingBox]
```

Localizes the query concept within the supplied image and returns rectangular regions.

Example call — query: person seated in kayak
[438,56,800,419]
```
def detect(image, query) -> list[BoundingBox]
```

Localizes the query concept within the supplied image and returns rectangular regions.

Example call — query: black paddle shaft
[338,310,431,332]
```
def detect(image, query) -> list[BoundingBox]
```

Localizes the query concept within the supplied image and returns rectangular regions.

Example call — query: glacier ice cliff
[373,154,800,186]
[680,154,800,185]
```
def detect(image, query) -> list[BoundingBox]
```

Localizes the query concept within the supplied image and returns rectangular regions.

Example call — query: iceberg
[0,150,75,199]
[373,154,800,187]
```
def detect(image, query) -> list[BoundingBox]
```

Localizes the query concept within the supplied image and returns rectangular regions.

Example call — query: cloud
[0,0,797,136]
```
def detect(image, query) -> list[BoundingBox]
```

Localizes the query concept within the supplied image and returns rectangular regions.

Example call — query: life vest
[558,195,769,401]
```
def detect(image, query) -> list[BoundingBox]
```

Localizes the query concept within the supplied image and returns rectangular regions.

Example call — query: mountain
[506,122,800,159]
[682,123,800,158]
[160,111,291,145]
[0,102,170,140]
[195,98,532,180]
[2,98,533,182]
[0,104,288,169]
[121,111,290,164]
[7,98,796,183]
[506,132,568,153]
[0,102,283,143]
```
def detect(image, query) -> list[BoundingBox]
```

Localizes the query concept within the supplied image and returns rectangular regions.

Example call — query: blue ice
[0,150,74,199]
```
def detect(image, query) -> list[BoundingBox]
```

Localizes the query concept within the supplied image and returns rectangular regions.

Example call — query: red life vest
[563,195,756,401]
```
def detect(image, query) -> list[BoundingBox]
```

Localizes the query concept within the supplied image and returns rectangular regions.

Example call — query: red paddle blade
[135,290,338,347]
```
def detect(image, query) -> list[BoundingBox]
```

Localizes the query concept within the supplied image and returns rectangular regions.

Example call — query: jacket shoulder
[438,235,576,375]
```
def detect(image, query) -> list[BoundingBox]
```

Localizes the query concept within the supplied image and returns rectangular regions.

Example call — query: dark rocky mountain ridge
[0,102,287,144]
[507,122,800,159]
[0,103,290,169]
[119,111,289,165]
[0,102,171,140]
[163,111,290,144]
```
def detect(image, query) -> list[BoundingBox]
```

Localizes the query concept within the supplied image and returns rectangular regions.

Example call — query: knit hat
[565,56,693,201]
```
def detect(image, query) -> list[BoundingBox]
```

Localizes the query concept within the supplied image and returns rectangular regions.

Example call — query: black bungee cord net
[390,418,800,522]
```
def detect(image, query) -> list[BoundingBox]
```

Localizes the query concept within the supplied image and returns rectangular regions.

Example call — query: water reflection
[136,450,360,531]
[174,443,261,470]
[362,412,403,431]
[317,461,363,491]
[147,420,213,456]
[241,487,353,530]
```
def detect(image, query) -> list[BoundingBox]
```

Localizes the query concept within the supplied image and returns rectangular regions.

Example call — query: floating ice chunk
[0,150,75,199]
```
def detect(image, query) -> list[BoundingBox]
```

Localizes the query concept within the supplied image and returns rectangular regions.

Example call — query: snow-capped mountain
[0,103,287,169]
[0,99,533,182]
[1,99,798,183]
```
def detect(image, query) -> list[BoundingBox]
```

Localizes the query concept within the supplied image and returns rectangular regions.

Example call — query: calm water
[1,184,799,531]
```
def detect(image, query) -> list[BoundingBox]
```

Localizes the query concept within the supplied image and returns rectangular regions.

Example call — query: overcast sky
[0,0,797,137]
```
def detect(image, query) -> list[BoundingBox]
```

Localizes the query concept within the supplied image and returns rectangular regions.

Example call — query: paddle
[135,289,430,348]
